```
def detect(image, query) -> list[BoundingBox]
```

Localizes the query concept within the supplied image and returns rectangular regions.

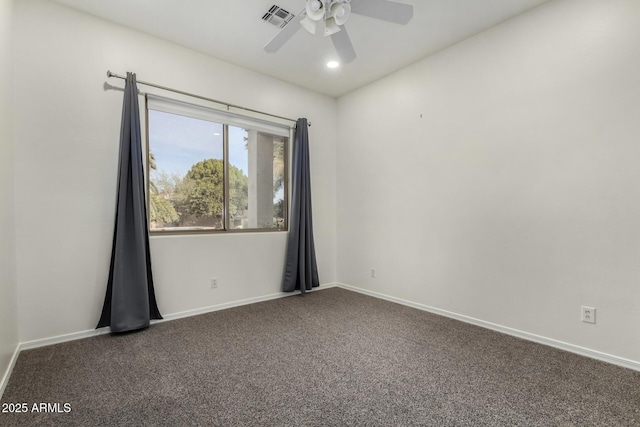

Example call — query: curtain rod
[106,71,310,127]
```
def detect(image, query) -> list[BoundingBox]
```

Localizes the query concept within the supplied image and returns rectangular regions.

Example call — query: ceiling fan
[264,0,413,63]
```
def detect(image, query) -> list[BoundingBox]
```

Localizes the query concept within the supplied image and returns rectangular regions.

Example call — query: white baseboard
[0,344,20,399]
[18,282,338,352]
[19,328,112,352]
[158,282,337,323]
[6,284,337,394]
[336,283,640,372]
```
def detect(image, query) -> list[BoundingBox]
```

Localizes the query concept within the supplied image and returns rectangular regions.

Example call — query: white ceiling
[51,0,550,98]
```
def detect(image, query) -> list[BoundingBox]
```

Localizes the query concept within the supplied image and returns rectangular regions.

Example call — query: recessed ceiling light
[214,132,221,136]
[327,61,340,69]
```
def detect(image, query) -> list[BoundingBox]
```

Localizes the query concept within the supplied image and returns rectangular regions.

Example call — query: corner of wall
[0,0,19,400]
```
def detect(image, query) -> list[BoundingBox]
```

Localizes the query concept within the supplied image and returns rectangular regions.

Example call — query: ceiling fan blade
[331,26,357,63]
[264,10,305,53]
[350,0,413,25]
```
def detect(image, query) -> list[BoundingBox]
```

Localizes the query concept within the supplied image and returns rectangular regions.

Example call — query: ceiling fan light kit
[303,0,351,36]
[306,0,326,20]
[264,0,413,63]
[331,2,351,25]
[300,16,318,34]
[324,17,341,36]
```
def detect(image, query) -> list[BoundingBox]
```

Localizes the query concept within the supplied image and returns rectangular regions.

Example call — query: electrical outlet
[371,269,376,278]
[581,306,596,324]
[211,278,218,289]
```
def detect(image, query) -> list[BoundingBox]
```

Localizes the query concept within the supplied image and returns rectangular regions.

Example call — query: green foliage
[228,164,249,220]
[274,198,284,224]
[150,193,179,224]
[181,159,224,218]
[149,165,182,226]
[154,170,183,194]
[179,158,248,222]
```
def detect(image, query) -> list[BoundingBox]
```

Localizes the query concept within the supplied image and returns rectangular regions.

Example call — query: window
[146,95,289,233]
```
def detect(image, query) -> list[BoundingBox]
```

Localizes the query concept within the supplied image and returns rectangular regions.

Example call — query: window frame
[144,95,290,235]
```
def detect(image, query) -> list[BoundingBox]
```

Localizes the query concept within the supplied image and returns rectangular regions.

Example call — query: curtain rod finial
[107,70,113,78]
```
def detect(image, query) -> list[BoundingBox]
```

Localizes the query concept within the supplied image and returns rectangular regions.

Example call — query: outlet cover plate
[581,306,596,324]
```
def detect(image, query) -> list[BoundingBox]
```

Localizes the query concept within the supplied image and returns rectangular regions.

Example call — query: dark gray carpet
[1,287,639,426]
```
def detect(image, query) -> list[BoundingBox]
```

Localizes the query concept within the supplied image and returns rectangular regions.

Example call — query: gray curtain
[283,118,319,293]
[97,72,162,332]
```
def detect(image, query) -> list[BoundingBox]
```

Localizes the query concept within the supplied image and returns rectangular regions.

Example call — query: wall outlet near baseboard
[370,269,376,279]
[211,278,218,289]
[581,306,596,324]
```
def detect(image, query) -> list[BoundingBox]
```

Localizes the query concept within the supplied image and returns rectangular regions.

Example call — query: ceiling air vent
[262,5,295,28]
